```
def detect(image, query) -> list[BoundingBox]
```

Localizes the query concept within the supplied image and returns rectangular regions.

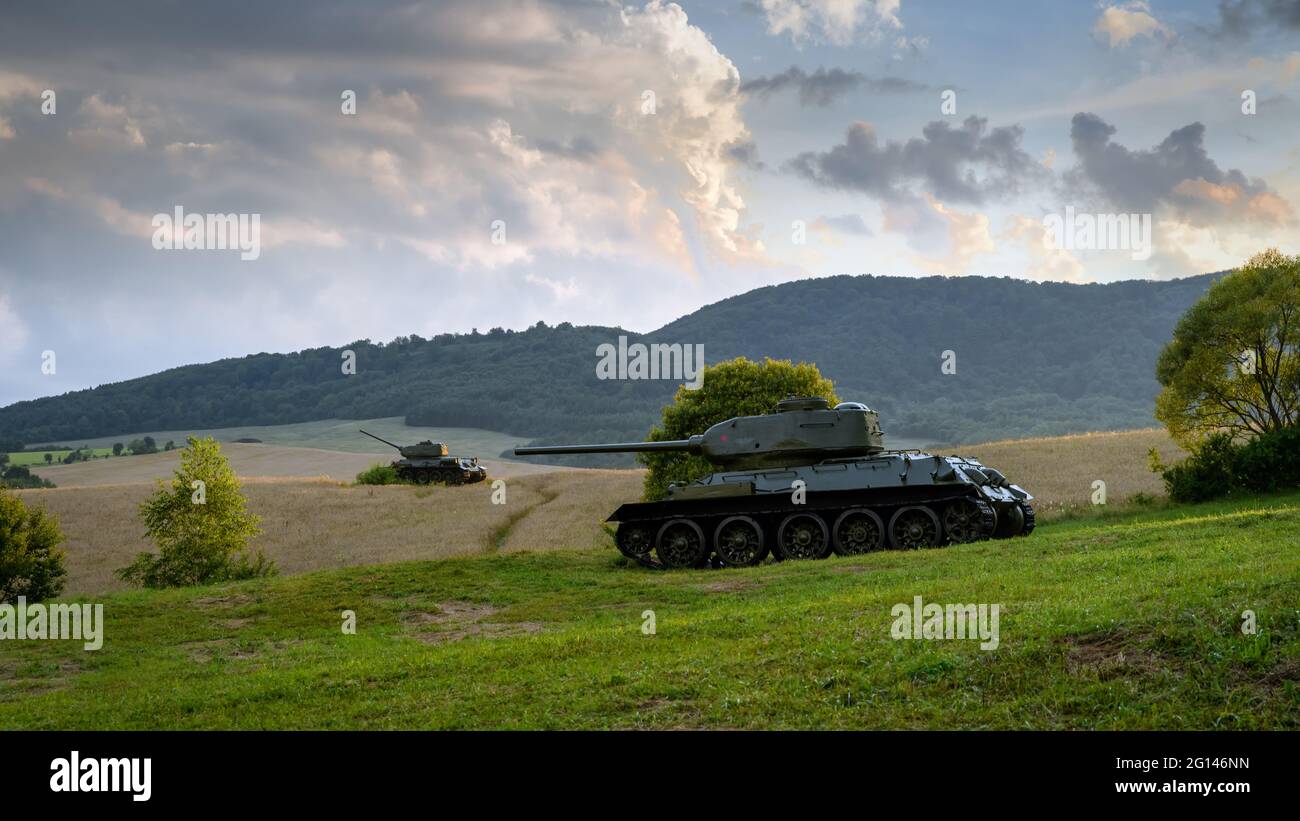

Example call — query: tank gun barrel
[359,429,402,451]
[514,436,702,457]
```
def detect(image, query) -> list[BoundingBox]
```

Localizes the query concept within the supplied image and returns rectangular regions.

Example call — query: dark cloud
[1206,0,1300,39]
[725,138,764,169]
[741,66,926,107]
[1066,112,1291,225]
[785,116,1044,204]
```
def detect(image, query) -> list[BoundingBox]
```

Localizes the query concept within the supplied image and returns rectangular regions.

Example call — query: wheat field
[16,471,641,596]
[15,428,1182,596]
[956,427,1184,516]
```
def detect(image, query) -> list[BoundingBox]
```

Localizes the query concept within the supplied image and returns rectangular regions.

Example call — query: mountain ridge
[0,272,1220,448]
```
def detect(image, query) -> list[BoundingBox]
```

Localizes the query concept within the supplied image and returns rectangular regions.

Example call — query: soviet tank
[360,430,488,485]
[514,397,1034,569]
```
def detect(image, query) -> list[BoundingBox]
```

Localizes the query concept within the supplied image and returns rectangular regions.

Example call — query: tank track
[614,495,1031,570]
[396,466,487,486]
[1020,500,1036,535]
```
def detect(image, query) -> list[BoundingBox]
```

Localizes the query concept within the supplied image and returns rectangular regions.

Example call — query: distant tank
[514,397,1034,569]
[360,430,488,485]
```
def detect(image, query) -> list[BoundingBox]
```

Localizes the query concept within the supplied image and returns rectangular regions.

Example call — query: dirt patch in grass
[698,578,764,593]
[1063,628,1172,679]
[192,593,255,610]
[214,617,258,630]
[402,600,543,644]
[185,637,297,664]
[0,658,87,695]
[828,563,882,574]
[1231,658,1300,692]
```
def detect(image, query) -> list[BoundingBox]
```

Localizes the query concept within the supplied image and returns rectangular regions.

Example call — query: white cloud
[69,94,146,148]
[1003,215,1087,282]
[524,273,580,302]
[909,195,995,273]
[0,71,42,100]
[760,0,902,47]
[1093,2,1172,48]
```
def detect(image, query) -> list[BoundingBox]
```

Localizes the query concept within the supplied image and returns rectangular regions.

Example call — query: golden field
[14,428,1183,597]
[16,471,640,597]
[956,427,1184,517]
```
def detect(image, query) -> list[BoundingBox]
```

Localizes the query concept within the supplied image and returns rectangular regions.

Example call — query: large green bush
[1233,426,1300,493]
[0,486,67,604]
[1160,427,1300,503]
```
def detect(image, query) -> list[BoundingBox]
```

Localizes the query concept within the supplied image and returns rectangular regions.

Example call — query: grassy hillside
[2,491,1296,730]
[0,273,1218,448]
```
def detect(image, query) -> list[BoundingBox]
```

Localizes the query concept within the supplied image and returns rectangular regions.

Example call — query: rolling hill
[0,272,1218,449]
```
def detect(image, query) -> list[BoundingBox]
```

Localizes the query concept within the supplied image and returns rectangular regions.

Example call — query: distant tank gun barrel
[514,436,703,456]
[359,429,402,450]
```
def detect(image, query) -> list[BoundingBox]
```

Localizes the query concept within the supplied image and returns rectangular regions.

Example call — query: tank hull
[391,456,488,485]
[609,451,1034,568]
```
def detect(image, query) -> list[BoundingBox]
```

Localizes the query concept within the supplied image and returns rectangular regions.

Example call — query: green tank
[360,430,488,485]
[514,397,1035,568]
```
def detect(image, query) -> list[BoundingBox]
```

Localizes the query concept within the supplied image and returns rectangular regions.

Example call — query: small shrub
[355,463,402,485]
[117,437,273,589]
[0,486,67,604]
[1128,491,1159,508]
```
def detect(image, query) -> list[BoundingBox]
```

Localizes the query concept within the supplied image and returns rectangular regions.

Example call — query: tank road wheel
[831,508,885,555]
[993,503,1026,539]
[713,516,766,567]
[888,506,941,550]
[412,468,433,485]
[942,499,990,544]
[776,513,830,560]
[655,519,708,569]
[1018,501,1036,536]
[615,522,655,566]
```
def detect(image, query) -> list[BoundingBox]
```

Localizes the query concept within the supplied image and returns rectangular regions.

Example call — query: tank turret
[513,397,1034,569]
[514,397,883,470]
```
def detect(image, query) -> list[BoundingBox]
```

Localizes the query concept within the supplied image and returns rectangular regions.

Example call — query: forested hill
[0,273,1218,447]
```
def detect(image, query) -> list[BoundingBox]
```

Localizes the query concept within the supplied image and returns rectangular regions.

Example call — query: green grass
[6,448,114,466]
[2,492,1298,729]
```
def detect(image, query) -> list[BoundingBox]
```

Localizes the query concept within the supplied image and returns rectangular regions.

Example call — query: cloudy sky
[1,0,1298,406]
